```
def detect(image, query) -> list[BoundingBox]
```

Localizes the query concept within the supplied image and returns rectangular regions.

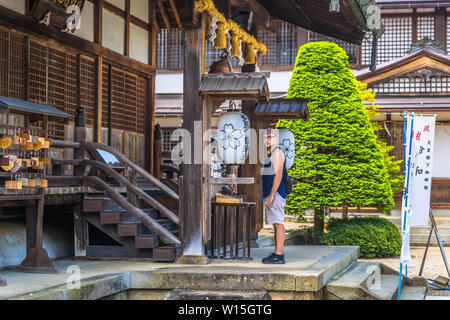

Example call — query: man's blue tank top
[262,146,287,199]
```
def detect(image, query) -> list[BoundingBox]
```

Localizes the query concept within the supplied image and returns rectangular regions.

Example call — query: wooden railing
[50,138,181,245]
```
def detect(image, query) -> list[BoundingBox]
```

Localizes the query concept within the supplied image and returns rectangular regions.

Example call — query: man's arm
[265,148,285,208]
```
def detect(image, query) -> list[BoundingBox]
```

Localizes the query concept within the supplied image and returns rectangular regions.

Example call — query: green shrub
[322,216,401,258]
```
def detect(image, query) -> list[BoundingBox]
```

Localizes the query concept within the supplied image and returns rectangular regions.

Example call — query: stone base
[176,255,210,265]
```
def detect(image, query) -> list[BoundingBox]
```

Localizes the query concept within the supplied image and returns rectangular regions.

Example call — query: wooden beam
[169,0,184,31]
[153,10,161,34]
[412,9,418,42]
[124,0,131,56]
[94,0,103,44]
[0,6,156,77]
[102,0,125,18]
[157,0,172,32]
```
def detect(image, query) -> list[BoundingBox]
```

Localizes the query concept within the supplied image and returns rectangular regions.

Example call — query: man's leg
[274,223,285,255]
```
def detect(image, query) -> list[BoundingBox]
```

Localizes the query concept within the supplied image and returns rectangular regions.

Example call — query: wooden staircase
[83,196,181,262]
[74,142,182,262]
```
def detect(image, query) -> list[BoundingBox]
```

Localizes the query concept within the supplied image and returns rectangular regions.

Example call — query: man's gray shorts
[264,192,286,225]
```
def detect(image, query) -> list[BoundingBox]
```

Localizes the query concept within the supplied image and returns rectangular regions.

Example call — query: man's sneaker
[262,253,285,264]
[261,252,276,263]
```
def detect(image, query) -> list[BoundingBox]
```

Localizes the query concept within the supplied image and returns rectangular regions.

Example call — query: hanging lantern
[278,128,295,169]
[214,22,227,49]
[217,109,250,164]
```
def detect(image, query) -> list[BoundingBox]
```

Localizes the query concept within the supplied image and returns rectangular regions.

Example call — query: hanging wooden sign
[23,179,38,188]
[29,0,86,33]
[5,180,23,190]
[37,179,48,188]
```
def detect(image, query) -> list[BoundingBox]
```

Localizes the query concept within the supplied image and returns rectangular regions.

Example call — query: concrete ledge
[11,273,130,300]
[1,245,359,300]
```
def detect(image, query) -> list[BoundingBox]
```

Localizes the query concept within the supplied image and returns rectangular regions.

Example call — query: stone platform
[0,245,359,300]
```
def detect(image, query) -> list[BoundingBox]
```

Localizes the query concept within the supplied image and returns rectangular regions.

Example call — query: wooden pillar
[25,205,37,254]
[73,204,88,257]
[145,1,157,173]
[241,67,263,242]
[177,26,209,264]
[153,123,163,179]
[18,198,57,274]
[435,7,447,48]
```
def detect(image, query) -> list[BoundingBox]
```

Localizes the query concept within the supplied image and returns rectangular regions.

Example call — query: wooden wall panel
[80,55,96,126]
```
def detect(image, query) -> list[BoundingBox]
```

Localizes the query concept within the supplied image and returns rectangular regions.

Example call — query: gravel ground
[359,246,450,281]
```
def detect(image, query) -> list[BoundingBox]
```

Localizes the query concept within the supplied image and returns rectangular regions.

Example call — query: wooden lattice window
[258,21,297,67]
[417,15,434,40]
[101,63,109,129]
[447,15,450,51]
[372,76,450,94]
[308,31,360,65]
[79,56,96,127]
[107,66,146,134]
[124,72,138,132]
[162,128,181,152]
[156,28,184,69]
[29,39,48,104]
[64,52,78,117]
[8,32,26,100]
[0,30,26,100]
[136,77,146,135]
[362,16,412,65]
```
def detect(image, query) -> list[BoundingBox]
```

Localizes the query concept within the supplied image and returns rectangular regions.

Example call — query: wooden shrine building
[0,0,384,274]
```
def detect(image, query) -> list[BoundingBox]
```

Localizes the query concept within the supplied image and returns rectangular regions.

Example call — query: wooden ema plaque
[5,180,23,190]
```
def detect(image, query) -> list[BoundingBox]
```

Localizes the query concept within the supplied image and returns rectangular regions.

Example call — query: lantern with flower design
[278,127,295,169]
[217,109,250,165]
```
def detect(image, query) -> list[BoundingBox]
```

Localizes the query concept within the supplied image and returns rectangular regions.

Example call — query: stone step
[164,289,270,300]
[326,262,383,300]
[367,274,399,300]
[409,233,450,244]
[386,216,450,227]
[400,286,426,300]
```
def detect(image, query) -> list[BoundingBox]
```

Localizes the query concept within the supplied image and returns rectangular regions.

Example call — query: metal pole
[398,113,415,300]
[419,218,434,277]
[430,211,450,279]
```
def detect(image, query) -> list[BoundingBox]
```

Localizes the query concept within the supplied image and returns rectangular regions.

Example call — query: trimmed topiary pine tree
[278,41,395,244]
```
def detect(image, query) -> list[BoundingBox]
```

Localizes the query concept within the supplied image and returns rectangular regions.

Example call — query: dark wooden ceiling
[155,0,369,45]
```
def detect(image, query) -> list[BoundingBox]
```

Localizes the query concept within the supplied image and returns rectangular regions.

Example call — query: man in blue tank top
[261,128,287,264]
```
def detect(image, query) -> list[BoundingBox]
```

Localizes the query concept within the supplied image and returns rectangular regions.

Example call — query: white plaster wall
[433,125,450,178]
[107,0,125,10]
[156,73,184,94]
[102,8,125,54]
[130,0,149,23]
[267,71,292,96]
[130,23,148,64]
[73,0,94,42]
[0,0,25,14]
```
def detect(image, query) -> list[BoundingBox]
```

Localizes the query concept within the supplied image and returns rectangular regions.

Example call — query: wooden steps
[82,193,180,262]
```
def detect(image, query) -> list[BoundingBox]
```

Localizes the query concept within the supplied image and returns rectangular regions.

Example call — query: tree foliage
[278,41,395,215]
[322,216,401,258]
[356,80,404,194]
